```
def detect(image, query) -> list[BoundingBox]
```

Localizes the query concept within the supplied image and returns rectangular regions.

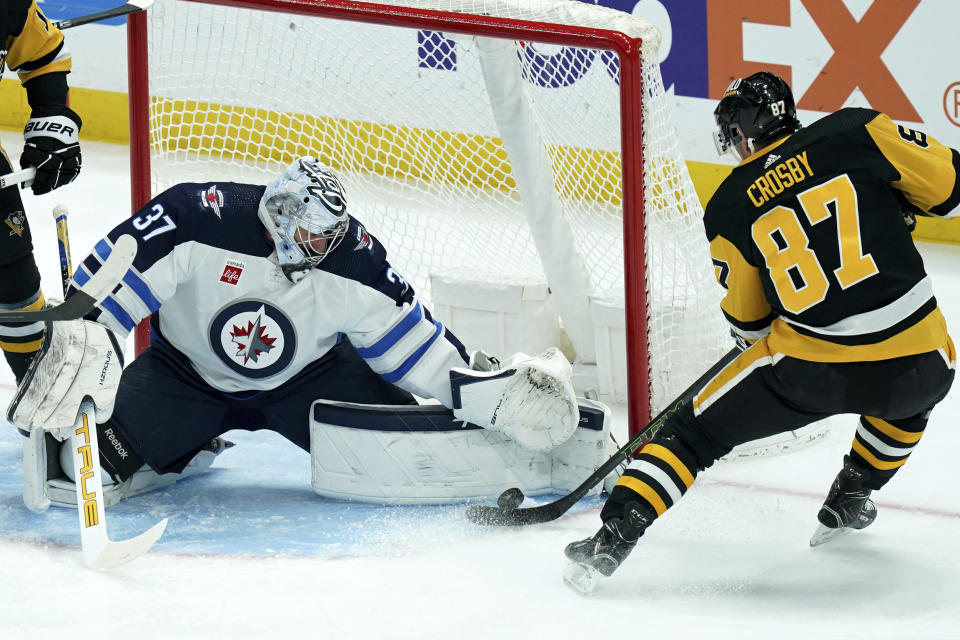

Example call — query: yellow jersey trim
[767,307,951,363]
[852,440,908,471]
[614,476,668,516]
[642,443,695,488]
[863,416,923,444]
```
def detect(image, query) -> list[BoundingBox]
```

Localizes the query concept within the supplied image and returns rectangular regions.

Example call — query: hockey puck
[497,487,525,511]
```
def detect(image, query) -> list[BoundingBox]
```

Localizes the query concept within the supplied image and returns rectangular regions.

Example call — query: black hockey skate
[563,502,653,595]
[810,455,877,547]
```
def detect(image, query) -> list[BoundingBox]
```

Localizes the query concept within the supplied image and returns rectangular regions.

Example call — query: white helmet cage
[258,157,350,282]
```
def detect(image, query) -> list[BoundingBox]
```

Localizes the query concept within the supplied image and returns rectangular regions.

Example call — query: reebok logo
[103,427,129,459]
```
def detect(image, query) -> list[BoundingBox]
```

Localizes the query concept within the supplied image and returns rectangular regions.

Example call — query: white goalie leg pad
[549,397,614,494]
[309,398,612,504]
[450,347,578,452]
[21,431,52,513]
[43,438,232,509]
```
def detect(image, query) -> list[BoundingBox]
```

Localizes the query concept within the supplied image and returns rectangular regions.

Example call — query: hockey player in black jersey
[564,71,959,593]
[0,1,82,382]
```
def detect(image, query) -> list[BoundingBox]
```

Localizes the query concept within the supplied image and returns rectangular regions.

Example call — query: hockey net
[127,0,731,436]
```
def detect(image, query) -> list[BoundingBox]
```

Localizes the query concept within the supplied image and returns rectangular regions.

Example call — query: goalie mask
[259,157,350,283]
[713,71,801,162]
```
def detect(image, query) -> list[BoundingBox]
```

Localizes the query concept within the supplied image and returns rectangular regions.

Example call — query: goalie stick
[53,208,167,569]
[69,398,168,569]
[0,233,137,323]
[465,347,741,526]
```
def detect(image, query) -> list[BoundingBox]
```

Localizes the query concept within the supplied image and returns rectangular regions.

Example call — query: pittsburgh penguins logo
[209,299,297,379]
[5,211,25,237]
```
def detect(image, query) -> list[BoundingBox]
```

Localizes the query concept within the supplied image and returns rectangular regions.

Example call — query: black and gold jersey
[2,0,71,102]
[704,107,959,363]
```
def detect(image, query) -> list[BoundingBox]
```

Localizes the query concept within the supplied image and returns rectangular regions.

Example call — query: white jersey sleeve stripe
[72,263,92,287]
[99,295,137,332]
[121,268,162,313]
[379,319,444,383]
[354,301,423,359]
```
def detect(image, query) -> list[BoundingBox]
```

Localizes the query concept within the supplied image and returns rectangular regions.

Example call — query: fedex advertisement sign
[420,0,949,129]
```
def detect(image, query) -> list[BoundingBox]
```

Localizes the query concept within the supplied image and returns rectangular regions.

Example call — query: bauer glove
[20,106,82,195]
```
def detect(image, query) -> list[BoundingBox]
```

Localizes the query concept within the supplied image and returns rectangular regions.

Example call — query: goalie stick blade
[0,234,136,322]
[86,518,168,570]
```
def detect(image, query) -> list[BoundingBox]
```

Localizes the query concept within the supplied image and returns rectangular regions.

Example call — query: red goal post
[125,0,728,439]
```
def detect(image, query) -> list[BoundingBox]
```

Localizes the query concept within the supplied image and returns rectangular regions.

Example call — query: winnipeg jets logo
[209,300,296,379]
[230,311,277,364]
[201,185,225,218]
[354,224,373,252]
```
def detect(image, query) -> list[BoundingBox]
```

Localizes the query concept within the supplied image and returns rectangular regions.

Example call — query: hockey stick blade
[466,347,741,527]
[87,518,168,570]
[0,234,136,323]
[53,0,156,30]
[71,398,166,569]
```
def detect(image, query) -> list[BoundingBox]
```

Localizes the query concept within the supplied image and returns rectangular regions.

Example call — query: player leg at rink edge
[8,156,619,512]
[564,343,954,593]
[564,70,960,594]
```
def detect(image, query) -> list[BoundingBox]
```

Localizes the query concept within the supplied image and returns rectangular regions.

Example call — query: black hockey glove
[20,107,82,195]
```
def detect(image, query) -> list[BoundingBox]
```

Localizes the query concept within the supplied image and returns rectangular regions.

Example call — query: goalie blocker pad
[309,397,612,504]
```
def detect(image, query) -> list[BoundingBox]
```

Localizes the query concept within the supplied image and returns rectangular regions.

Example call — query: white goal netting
[135,0,730,417]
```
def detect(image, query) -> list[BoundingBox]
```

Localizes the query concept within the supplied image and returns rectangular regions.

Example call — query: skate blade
[809,522,854,547]
[563,561,601,596]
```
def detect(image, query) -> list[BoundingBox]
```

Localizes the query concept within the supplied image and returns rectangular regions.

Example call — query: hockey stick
[0,234,137,323]
[53,208,167,569]
[69,397,168,569]
[52,205,74,293]
[0,167,36,190]
[465,347,741,526]
[52,0,156,30]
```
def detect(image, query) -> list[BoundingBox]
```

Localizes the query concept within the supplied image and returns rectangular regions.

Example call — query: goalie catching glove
[7,319,124,439]
[450,347,578,452]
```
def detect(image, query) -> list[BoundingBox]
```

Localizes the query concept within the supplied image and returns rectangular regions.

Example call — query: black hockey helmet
[713,71,801,160]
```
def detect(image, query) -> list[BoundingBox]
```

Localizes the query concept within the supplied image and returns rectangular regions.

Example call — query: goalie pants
[603,339,955,522]
[99,336,415,479]
[0,150,44,382]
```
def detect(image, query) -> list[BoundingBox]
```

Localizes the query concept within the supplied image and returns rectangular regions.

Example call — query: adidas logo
[764,154,781,169]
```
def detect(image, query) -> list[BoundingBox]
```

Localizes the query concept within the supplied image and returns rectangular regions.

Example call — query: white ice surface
[0,139,958,639]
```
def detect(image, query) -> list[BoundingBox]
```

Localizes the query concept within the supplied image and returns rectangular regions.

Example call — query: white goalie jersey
[69,182,470,404]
